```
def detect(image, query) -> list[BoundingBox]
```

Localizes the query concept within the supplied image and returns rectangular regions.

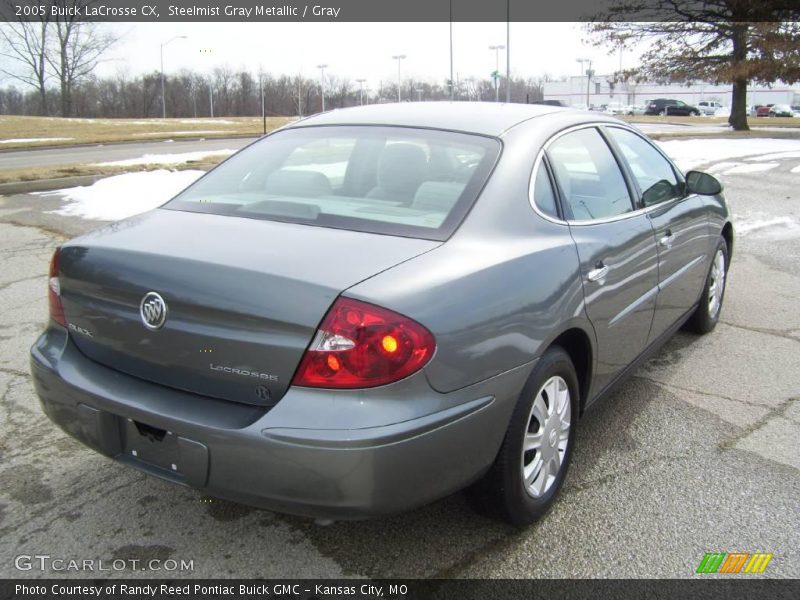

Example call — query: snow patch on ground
[791,165,800,174]
[93,149,235,167]
[707,162,780,175]
[178,119,237,124]
[132,130,229,137]
[0,137,73,143]
[656,138,800,170]
[37,170,205,221]
[734,213,800,239]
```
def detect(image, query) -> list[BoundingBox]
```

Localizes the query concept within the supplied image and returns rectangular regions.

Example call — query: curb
[0,134,261,154]
[0,174,107,195]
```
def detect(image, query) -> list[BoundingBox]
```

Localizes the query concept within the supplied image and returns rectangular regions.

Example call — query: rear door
[604,126,711,342]
[546,126,659,396]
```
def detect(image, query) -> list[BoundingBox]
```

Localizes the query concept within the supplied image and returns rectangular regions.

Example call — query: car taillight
[292,297,435,389]
[48,247,67,327]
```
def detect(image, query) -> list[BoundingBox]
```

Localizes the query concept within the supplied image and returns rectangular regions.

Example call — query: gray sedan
[30,103,732,525]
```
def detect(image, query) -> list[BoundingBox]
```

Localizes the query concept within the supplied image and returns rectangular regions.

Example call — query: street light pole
[576,58,592,108]
[489,44,505,102]
[392,54,406,102]
[160,35,187,118]
[316,64,327,112]
[356,78,366,105]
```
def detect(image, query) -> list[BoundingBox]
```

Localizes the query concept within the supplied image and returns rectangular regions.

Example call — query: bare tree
[46,1,116,116]
[0,18,50,114]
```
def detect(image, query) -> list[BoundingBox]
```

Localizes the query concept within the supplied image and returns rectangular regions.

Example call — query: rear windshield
[165,125,500,241]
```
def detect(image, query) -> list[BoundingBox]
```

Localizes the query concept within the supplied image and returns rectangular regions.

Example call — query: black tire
[467,346,579,526]
[685,237,729,334]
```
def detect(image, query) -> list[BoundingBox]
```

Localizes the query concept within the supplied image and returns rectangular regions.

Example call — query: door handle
[587,262,609,283]
[660,230,675,248]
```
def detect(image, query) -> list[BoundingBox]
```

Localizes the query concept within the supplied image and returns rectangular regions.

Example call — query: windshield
[165,125,500,241]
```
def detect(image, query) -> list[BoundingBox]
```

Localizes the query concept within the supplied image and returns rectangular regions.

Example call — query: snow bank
[656,138,800,170]
[38,170,205,221]
[93,149,235,167]
[0,137,73,144]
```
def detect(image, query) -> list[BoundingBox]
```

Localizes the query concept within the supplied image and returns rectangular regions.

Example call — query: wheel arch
[721,221,734,263]
[544,325,595,416]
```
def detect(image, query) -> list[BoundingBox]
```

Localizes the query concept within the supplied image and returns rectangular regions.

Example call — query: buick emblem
[140,292,168,330]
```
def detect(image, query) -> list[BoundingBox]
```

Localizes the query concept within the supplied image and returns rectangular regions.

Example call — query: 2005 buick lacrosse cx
[30,102,732,524]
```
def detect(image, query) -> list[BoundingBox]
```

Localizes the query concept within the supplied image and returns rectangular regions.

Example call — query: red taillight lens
[292,297,435,389]
[48,247,67,327]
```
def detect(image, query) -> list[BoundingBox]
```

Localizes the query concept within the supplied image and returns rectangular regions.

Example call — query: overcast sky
[82,21,636,89]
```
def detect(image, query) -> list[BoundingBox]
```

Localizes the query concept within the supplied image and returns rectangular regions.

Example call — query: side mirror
[685,170,723,196]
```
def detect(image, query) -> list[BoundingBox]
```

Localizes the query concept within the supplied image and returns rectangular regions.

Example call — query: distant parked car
[645,98,701,116]
[792,105,800,117]
[752,105,772,117]
[698,101,725,116]
[604,102,625,115]
[769,104,793,117]
[624,104,647,116]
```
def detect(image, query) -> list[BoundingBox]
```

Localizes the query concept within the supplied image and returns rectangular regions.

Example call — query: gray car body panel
[30,102,732,518]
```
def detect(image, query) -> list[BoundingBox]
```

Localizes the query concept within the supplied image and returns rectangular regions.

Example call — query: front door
[604,126,711,341]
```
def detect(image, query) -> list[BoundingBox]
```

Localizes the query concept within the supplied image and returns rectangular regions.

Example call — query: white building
[543,75,800,108]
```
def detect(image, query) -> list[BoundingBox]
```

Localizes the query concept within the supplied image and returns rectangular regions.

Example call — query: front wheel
[469,346,578,525]
[685,237,728,334]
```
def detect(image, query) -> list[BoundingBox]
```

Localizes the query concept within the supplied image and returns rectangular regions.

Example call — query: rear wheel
[685,237,728,334]
[469,346,578,525]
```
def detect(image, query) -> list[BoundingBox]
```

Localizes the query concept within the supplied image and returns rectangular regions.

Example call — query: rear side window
[546,128,633,221]
[607,127,683,207]
[532,162,559,219]
[165,126,500,241]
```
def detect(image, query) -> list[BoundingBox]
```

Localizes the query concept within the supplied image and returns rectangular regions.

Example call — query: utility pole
[356,78,366,105]
[316,64,327,112]
[489,45,505,102]
[392,55,406,102]
[506,0,511,103]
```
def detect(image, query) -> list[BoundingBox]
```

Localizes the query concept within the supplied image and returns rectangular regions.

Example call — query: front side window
[165,126,500,241]
[546,128,633,221]
[607,128,683,207]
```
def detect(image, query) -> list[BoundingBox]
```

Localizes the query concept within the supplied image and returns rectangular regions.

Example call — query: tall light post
[392,54,406,102]
[316,64,327,112]
[160,35,187,118]
[199,47,213,117]
[489,44,505,102]
[576,57,593,108]
[356,78,366,105]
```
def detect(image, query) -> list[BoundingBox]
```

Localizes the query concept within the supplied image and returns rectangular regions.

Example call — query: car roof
[286,101,565,137]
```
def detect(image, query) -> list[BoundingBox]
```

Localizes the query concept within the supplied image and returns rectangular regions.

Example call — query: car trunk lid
[58,209,439,406]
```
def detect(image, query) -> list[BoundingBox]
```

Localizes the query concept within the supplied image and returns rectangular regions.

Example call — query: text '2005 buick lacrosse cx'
[31,103,732,525]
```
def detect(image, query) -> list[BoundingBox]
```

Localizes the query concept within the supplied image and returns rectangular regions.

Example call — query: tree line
[0,64,553,118]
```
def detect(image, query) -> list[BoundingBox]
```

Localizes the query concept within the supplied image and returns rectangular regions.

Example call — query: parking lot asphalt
[0,152,798,579]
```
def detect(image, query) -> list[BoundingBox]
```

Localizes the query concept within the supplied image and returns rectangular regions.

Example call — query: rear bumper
[30,327,531,519]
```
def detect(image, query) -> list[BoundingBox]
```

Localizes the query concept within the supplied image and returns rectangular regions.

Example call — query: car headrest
[412,181,466,213]
[264,169,332,197]
[374,143,429,200]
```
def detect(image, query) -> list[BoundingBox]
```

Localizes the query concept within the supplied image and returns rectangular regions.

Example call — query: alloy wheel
[521,375,571,498]
[708,248,726,319]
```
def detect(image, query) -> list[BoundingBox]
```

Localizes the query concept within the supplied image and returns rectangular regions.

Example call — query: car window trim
[528,122,689,227]
[534,123,637,224]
